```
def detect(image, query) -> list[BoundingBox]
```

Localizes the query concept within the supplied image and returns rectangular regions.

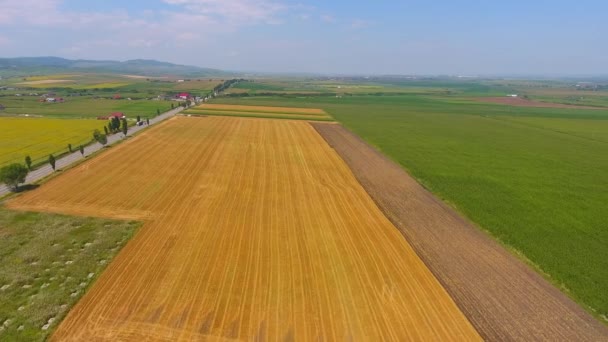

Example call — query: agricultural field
[210,93,608,321]
[476,96,605,109]
[10,74,131,89]
[183,103,333,121]
[0,207,140,341]
[0,73,226,121]
[2,73,223,94]
[0,96,172,119]
[313,123,608,340]
[225,79,327,96]
[0,117,103,167]
[224,78,455,96]
[7,116,480,340]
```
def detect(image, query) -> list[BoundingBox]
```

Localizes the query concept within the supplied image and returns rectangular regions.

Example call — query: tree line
[213,79,244,94]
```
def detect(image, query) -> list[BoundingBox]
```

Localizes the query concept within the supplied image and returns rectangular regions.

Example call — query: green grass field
[0,117,104,167]
[0,207,140,341]
[211,94,608,321]
[0,97,172,119]
[2,73,223,94]
[499,116,608,143]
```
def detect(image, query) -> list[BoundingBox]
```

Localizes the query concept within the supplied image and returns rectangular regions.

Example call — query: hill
[0,57,230,77]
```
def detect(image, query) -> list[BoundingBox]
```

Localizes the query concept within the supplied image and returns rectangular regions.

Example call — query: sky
[0,0,606,75]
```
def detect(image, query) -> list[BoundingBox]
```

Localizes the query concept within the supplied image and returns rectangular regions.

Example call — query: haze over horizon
[0,0,606,76]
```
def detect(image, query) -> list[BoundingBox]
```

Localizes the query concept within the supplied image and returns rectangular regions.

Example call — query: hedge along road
[0,106,185,198]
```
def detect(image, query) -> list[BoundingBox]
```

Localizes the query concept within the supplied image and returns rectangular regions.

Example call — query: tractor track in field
[312,122,608,341]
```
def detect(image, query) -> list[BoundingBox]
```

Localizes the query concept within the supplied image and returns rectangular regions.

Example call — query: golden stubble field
[8,116,480,341]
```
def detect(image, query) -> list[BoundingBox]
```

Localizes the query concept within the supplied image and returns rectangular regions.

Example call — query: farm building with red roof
[176,92,191,100]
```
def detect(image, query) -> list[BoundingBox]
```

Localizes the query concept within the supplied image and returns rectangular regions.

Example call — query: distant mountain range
[0,57,231,77]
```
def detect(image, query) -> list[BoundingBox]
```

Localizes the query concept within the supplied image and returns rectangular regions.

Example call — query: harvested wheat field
[312,123,608,341]
[196,103,328,115]
[8,116,480,341]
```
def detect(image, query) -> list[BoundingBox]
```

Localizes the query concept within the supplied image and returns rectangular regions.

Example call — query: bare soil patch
[477,96,603,109]
[312,122,608,341]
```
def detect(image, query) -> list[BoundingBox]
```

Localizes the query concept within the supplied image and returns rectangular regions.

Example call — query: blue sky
[0,0,606,75]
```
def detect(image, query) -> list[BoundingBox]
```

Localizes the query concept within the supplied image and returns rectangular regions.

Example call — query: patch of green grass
[531,95,608,108]
[232,81,286,91]
[499,116,608,143]
[80,83,130,89]
[211,94,608,321]
[0,207,140,341]
[0,96,172,119]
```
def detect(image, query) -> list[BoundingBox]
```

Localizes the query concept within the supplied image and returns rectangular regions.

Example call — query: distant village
[0,90,209,104]
[0,78,240,115]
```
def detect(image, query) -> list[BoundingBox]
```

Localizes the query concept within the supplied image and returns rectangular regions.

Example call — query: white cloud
[0,0,286,30]
[0,0,59,24]
[162,0,286,24]
[0,0,133,29]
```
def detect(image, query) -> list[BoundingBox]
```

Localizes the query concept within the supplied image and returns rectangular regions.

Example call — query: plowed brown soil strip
[312,122,608,341]
[477,96,603,109]
[197,104,327,115]
[8,117,480,341]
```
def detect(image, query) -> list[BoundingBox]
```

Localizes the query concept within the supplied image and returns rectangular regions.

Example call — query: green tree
[0,163,29,191]
[98,134,108,146]
[137,115,141,122]
[25,155,32,170]
[171,103,174,109]
[104,125,109,135]
[68,143,72,153]
[112,117,120,131]
[93,129,108,146]
[49,154,56,171]
[121,118,128,136]
[156,108,160,115]
[80,145,85,156]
